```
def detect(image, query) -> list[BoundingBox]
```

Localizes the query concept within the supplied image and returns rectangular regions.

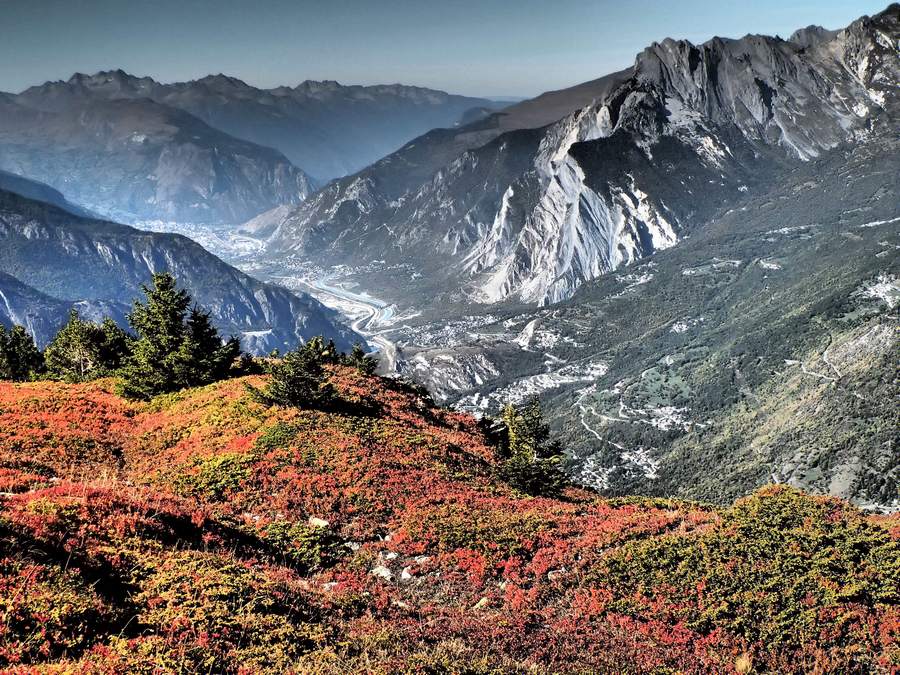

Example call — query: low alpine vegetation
[0,362,896,673]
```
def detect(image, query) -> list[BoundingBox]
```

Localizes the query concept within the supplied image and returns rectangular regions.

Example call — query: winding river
[306,277,399,370]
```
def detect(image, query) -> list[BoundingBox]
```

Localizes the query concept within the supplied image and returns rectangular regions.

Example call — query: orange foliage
[0,369,896,673]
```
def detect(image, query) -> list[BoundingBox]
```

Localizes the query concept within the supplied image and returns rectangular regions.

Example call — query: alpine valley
[0,4,897,509]
[245,4,899,509]
[1,2,899,672]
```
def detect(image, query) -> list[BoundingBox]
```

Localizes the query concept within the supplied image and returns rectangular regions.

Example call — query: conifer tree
[119,273,191,399]
[498,397,567,497]
[118,272,241,399]
[176,306,241,385]
[323,338,339,363]
[0,327,9,380]
[44,310,130,382]
[256,336,336,408]
[97,318,131,372]
[343,343,378,375]
[0,324,44,381]
[506,397,563,460]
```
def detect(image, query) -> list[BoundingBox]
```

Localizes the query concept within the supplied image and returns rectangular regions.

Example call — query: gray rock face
[0,271,71,345]
[265,5,898,307]
[0,93,314,226]
[0,189,362,353]
[628,6,897,159]
[0,271,129,347]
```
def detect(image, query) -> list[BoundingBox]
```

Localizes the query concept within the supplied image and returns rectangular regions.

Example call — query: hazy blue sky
[0,0,888,97]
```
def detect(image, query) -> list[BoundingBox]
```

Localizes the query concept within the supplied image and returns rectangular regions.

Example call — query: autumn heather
[0,367,897,672]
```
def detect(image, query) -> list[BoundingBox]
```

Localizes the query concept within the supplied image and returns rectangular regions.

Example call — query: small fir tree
[0,324,44,381]
[342,343,378,375]
[44,310,130,382]
[254,336,336,409]
[498,397,567,497]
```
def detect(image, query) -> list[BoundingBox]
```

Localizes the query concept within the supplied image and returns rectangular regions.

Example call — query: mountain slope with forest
[0,272,72,345]
[392,125,899,508]
[0,170,94,218]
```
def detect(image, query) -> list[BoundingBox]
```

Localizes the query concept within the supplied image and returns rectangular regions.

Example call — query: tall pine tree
[176,306,241,386]
[118,272,240,400]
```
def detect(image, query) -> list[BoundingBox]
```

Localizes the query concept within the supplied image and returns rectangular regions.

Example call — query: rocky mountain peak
[788,25,838,48]
[294,79,343,94]
[834,3,900,91]
[66,69,157,93]
[620,5,898,158]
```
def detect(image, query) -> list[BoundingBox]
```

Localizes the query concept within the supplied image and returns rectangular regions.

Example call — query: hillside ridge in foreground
[0,369,897,672]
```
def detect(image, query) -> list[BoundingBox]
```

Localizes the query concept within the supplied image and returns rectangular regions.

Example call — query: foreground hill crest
[0,368,897,672]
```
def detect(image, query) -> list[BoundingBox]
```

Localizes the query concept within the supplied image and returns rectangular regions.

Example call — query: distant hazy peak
[65,69,157,90]
[289,79,472,105]
[194,73,253,89]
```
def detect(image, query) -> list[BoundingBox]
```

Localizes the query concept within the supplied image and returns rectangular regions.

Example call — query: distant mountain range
[261,4,897,307]
[0,91,314,225]
[0,180,362,353]
[0,70,503,226]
